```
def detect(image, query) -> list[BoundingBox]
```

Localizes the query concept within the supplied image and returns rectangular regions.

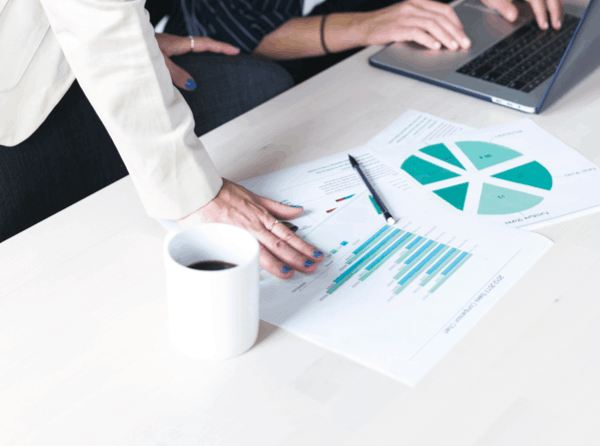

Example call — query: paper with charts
[370,119,600,228]
[240,110,471,236]
[259,191,552,384]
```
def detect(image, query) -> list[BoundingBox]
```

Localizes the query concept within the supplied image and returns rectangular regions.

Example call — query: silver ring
[189,35,195,50]
[271,220,281,230]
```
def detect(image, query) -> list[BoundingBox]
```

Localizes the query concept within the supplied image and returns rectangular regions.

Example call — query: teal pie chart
[401,141,553,215]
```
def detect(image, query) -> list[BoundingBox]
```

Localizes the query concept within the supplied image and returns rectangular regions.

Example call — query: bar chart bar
[394,241,437,285]
[396,236,424,263]
[393,244,447,294]
[359,232,413,281]
[346,226,391,264]
[429,253,472,293]
[366,232,410,271]
[394,239,432,279]
[336,194,355,202]
[420,248,458,286]
[442,251,470,276]
[328,229,403,294]
[391,234,416,264]
[401,244,447,286]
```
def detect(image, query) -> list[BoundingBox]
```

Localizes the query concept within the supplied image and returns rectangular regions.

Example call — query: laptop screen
[538,0,600,112]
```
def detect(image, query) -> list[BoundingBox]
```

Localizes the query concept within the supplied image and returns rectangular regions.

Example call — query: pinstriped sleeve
[190,0,302,53]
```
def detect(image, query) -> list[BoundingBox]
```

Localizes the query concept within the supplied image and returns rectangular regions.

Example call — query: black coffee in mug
[187,260,237,271]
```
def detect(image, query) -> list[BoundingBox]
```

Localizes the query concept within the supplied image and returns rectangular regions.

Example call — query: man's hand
[155,33,240,90]
[178,180,325,279]
[359,0,472,51]
[481,0,564,30]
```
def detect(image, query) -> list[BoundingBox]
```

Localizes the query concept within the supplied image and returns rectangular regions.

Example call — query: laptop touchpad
[455,2,518,51]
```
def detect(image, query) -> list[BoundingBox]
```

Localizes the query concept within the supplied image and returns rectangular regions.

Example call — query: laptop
[369,0,600,113]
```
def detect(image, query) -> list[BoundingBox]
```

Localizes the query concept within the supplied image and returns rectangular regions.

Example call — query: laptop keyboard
[457,14,580,93]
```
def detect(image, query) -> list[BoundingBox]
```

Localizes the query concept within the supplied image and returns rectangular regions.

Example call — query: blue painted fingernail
[281,265,292,274]
[291,205,302,208]
[304,260,314,268]
[185,79,197,90]
[313,250,323,258]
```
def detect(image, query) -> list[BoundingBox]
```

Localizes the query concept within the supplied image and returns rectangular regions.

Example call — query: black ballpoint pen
[348,155,396,225]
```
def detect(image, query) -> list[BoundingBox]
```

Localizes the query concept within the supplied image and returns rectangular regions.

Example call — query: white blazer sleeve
[38,0,223,220]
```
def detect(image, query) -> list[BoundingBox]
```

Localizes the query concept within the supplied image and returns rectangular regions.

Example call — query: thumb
[164,56,197,91]
[482,0,519,22]
[257,196,304,221]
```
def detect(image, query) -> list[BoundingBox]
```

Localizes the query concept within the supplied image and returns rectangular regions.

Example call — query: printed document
[373,119,600,229]
[259,190,552,384]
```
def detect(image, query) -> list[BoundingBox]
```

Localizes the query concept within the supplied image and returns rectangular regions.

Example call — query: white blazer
[0,0,223,220]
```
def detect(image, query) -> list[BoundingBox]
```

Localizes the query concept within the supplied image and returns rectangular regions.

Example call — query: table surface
[3,3,600,444]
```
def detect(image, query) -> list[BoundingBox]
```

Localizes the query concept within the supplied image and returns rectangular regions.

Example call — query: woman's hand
[178,180,325,279]
[155,33,240,90]
[358,0,471,51]
[481,0,563,30]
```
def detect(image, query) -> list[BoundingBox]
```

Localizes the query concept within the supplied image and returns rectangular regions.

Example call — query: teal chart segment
[491,161,553,190]
[420,143,466,170]
[455,141,522,170]
[401,156,461,185]
[478,183,544,215]
[433,182,469,211]
[400,142,553,215]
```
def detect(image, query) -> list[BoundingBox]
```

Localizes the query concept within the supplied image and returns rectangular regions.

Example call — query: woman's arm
[253,0,472,60]
[38,0,222,220]
[252,14,364,59]
[37,0,323,278]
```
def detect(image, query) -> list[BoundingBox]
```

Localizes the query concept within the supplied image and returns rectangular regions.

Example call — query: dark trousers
[0,53,293,242]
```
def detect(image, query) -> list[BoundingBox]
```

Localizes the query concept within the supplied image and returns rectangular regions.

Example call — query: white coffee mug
[164,223,260,359]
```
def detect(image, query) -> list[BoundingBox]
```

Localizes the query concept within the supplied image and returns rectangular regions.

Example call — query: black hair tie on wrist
[321,14,331,55]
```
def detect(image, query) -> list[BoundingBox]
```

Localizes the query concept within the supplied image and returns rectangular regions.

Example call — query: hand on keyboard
[456,15,579,93]
[360,0,472,51]
[481,0,564,31]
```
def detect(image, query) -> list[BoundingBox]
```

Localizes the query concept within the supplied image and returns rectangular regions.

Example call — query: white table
[3,5,600,443]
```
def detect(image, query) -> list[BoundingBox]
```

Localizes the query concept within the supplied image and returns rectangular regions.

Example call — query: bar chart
[259,188,552,384]
[325,224,472,299]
